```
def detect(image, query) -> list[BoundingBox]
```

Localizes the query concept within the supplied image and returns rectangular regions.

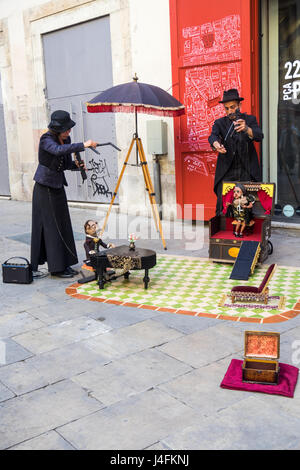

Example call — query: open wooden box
[242,331,280,385]
[209,182,275,264]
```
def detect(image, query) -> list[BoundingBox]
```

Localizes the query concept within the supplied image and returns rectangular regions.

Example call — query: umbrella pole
[136,137,167,250]
[135,109,139,166]
[100,135,167,250]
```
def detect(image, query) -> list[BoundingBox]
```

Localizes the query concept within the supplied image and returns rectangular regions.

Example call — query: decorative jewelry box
[242,331,280,385]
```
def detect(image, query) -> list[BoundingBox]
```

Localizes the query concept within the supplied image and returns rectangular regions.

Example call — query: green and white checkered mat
[75,255,300,322]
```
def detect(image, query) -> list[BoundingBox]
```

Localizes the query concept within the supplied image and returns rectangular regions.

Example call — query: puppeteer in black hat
[31,110,98,278]
[208,89,263,215]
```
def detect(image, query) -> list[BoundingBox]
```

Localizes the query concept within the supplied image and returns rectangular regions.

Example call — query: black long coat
[31,132,84,273]
[208,114,263,214]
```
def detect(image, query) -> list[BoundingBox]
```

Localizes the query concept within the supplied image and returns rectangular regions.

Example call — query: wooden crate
[209,182,275,264]
[242,331,280,385]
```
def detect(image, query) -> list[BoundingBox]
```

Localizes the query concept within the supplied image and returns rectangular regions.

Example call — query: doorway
[262,0,300,221]
[42,16,118,204]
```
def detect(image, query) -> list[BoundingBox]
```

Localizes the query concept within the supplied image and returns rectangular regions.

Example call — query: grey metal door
[0,73,10,196]
[42,16,118,203]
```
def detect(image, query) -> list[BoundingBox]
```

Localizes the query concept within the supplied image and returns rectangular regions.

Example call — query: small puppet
[226,183,255,237]
[84,220,115,260]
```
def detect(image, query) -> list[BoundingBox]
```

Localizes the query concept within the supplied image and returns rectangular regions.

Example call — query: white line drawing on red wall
[182,14,242,153]
[182,15,241,67]
[184,154,217,177]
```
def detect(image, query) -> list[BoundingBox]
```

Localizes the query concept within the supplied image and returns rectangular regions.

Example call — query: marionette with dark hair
[225,183,255,238]
[84,220,115,260]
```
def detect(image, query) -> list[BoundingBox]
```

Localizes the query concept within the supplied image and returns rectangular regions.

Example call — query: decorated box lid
[244,331,280,360]
[222,181,276,218]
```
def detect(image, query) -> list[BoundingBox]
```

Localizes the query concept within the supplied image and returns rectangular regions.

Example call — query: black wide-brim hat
[48,110,76,133]
[219,88,244,104]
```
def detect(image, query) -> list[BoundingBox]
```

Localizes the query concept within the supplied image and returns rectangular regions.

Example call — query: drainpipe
[153,154,162,220]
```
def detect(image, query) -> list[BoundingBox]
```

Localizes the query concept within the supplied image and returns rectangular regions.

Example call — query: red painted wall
[169,0,260,220]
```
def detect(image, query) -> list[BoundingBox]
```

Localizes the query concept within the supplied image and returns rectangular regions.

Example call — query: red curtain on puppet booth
[222,188,273,216]
[257,190,273,215]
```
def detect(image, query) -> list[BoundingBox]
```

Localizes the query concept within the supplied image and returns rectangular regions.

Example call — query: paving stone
[58,388,201,450]
[0,381,15,402]
[0,338,33,367]
[0,291,56,314]
[158,361,249,416]
[1,200,300,451]
[72,349,192,406]
[0,380,103,450]
[27,298,103,325]
[0,312,45,339]
[88,304,160,329]
[152,311,219,334]
[145,441,172,450]
[0,361,49,395]
[12,316,112,354]
[161,395,300,450]
[26,341,112,385]
[83,319,184,360]
[256,371,300,420]
[157,323,242,368]
[228,317,300,334]
[10,431,75,450]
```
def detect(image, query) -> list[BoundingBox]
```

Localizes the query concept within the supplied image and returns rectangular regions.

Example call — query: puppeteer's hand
[108,243,115,249]
[213,141,227,154]
[74,157,87,170]
[84,139,98,149]
[234,119,248,133]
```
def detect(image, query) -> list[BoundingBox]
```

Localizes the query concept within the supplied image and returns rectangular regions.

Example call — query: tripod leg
[136,138,167,250]
[100,138,135,237]
[136,138,159,232]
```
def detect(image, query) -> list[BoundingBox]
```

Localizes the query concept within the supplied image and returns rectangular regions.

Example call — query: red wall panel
[170,0,260,220]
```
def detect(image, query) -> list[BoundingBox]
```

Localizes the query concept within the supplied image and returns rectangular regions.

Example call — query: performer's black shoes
[66,267,79,275]
[51,270,73,278]
[51,267,79,278]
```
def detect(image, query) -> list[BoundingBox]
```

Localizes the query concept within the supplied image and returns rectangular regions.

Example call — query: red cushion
[231,286,259,293]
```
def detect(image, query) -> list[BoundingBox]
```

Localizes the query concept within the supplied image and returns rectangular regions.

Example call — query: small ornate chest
[242,331,280,385]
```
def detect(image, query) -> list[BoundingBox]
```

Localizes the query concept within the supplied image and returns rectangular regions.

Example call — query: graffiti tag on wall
[89,158,112,199]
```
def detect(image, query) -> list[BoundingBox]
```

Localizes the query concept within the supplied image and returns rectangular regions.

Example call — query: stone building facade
[0,0,177,220]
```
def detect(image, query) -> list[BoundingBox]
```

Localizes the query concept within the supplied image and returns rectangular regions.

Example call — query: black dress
[31,131,85,273]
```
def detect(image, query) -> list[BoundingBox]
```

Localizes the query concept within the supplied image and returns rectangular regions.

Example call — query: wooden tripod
[99,136,167,250]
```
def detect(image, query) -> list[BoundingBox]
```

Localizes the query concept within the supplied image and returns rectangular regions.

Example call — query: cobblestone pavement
[0,199,300,450]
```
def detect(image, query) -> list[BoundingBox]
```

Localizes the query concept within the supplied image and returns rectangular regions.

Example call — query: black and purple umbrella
[86,75,184,250]
[86,74,185,119]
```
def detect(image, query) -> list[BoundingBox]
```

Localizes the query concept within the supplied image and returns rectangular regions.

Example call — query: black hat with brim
[219,89,244,104]
[48,110,76,133]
